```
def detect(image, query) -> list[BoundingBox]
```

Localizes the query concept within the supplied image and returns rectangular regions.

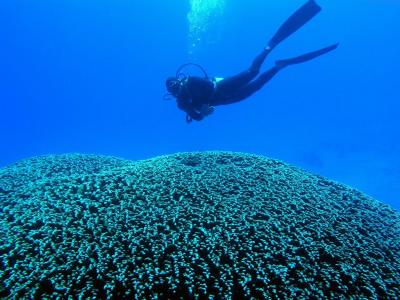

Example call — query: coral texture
[0,152,399,299]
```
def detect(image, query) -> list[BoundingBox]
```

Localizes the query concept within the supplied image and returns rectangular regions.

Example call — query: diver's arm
[177,77,214,122]
[185,107,204,122]
[177,99,204,122]
[185,105,215,123]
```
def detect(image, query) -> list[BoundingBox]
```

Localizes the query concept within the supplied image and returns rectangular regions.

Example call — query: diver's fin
[275,43,339,68]
[268,0,322,49]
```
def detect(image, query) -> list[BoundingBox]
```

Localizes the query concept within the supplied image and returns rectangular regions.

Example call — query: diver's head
[165,76,181,97]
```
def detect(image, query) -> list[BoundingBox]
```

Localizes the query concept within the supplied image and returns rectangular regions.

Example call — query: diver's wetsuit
[176,49,278,121]
[176,77,215,121]
[212,50,279,105]
[171,0,338,122]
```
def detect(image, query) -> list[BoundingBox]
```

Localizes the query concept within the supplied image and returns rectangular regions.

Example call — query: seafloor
[0,151,399,299]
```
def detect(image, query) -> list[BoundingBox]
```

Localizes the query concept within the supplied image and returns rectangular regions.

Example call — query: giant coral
[0,152,399,299]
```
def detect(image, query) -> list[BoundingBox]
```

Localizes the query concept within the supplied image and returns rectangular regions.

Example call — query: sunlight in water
[188,0,225,58]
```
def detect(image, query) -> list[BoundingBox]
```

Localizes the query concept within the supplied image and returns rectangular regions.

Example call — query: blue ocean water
[0,0,399,210]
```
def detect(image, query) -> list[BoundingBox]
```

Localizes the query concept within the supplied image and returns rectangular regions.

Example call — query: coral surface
[0,152,399,299]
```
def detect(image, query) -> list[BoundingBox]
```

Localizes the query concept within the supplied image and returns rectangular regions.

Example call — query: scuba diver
[165,0,339,123]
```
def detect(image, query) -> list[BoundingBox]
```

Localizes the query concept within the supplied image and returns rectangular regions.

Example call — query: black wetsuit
[176,77,215,121]
[176,49,279,121]
[173,0,338,122]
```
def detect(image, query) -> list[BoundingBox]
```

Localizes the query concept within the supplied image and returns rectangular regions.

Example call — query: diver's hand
[200,105,215,117]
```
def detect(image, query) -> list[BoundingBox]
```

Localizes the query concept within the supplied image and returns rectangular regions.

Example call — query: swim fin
[275,43,339,68]
[268,0,322,49]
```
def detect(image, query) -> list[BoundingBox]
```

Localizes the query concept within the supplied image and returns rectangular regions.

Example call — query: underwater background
[0,0,399,210]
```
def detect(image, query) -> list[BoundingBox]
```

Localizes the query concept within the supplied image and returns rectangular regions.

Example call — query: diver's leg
[216,47,272,94]
[216,43,339,105]
[275,43,339,68]
[250,47,273,72]
[268,0,322,49]
[218,66,281,105]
